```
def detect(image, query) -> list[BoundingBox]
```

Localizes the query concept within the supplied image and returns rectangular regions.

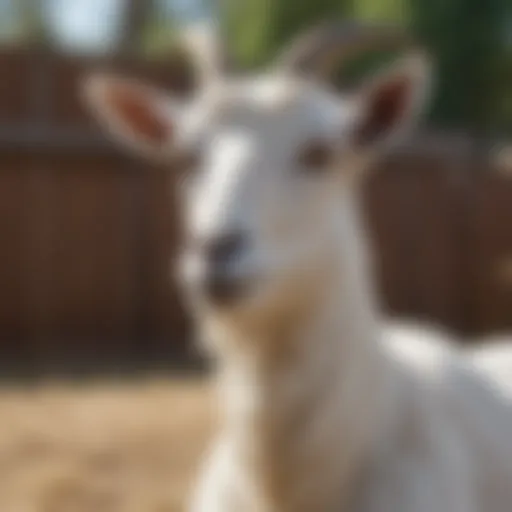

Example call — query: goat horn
[181,21,232,83]
[277,21,416,81]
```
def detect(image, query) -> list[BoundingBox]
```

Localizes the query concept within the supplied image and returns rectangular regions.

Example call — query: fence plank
[469,171,512,335]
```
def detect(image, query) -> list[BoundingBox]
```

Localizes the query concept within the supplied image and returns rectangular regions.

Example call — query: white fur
[183,77,512,512]
[190,225,512,512]
[83,36,512,512]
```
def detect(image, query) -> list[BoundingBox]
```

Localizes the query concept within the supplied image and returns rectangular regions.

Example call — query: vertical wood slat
[392,150,468,332]
[143,166,191,358]
[469,169,512,335]
[366,156,420,318]
[0,163,30,349]
[0,151,193,367]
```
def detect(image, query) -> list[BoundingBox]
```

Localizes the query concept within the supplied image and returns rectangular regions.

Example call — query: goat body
[81,20,512,512]
[190,197,512,512]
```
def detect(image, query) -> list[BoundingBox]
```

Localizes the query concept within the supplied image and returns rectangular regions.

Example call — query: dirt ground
[0,378,214,512]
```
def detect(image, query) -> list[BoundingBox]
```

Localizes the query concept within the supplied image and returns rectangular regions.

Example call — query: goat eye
[297,142,333,172]
[175,149,201,174]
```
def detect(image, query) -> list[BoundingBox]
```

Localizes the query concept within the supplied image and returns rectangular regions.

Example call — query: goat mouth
[203,274,247,305]
[194,269,259,308]
[178,254,263,309]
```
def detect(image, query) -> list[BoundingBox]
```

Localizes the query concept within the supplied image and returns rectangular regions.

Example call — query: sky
[45,0,127,52]
[0,0,210,52]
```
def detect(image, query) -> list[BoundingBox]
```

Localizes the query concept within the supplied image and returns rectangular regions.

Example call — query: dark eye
[175,149,201,174]
[297,141,334,172]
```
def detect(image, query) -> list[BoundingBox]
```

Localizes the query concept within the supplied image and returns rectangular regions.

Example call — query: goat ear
[351,52,432,152]
[82,74,178,158]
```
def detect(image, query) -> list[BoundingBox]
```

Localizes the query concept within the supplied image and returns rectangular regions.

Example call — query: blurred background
[0,1,509,510]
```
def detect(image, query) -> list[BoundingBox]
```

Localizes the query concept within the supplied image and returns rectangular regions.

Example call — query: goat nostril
[185,232,250,304]
[204,231,246,267]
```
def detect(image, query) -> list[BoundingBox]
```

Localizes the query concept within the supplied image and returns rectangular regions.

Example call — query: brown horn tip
[277,20,416,80]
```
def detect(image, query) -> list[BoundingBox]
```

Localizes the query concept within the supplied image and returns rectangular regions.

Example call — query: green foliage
[222,0,351,69]
[409,0,510,133]
[3,0,51,45]
[140,11,178,58]
[353,0,408,22]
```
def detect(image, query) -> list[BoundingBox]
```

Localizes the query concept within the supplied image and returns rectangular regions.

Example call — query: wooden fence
[0,49,511,372]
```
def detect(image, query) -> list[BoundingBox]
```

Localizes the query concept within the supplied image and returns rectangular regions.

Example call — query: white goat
[83,22,512,512]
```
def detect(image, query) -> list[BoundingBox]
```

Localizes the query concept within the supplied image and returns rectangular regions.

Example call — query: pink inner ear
[105,84,172,145]
[355,76,411,147]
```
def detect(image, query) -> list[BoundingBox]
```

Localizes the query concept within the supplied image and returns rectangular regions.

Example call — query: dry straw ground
[0,378,213,512]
